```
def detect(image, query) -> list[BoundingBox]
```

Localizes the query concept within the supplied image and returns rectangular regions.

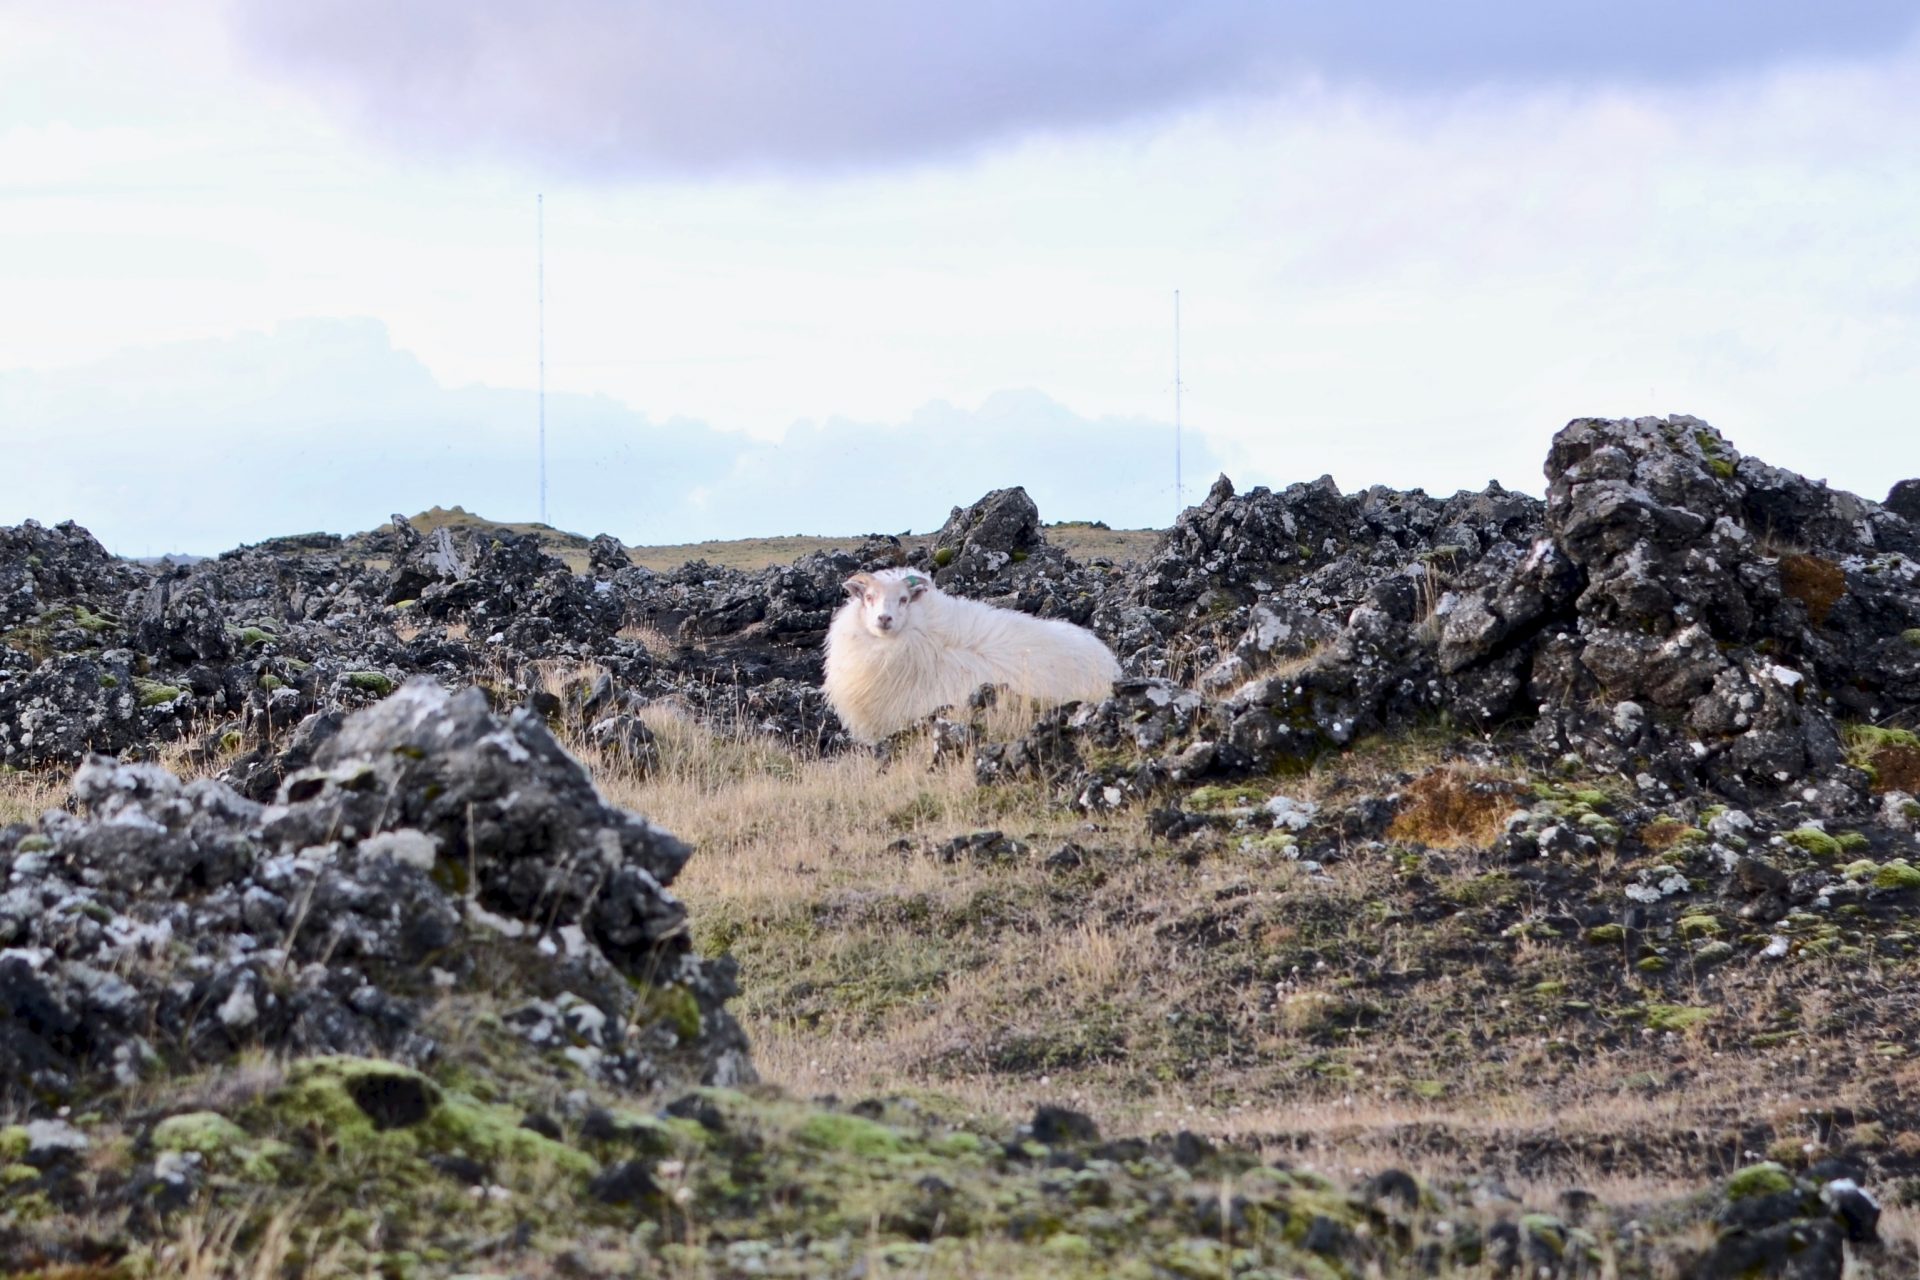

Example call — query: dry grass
[624,526,1164,573]
[0,767,68,826]
[1778,552,1847,627]
[617,621,682,659]
[1383,764,1524,850]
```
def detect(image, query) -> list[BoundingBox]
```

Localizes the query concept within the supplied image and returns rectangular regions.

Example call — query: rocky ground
[3,414,1919,1276]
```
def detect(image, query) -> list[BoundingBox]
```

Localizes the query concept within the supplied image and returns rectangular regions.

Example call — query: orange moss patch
[1639,818,1697,852]
[1778,554,1846,627]
[1385,766,1524,851]
[1871,743,1920,794]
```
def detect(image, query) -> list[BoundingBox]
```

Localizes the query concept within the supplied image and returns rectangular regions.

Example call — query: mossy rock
[1875,860,1920,891]
[0,1126,27,1162]
[1692,941,1736,968]
[1635,955,1670,973]
[345,671,396,696]
[1677,914,1723,939]
[1584,924,1627,945]
[1784,827,1842,858]
[1903,629,1920,648]
[1726,1162,1796,1200]
[132,678,186,709]
[152,1110,249,1156]
[0,1162,39,1187]
[266,1056,595,1177]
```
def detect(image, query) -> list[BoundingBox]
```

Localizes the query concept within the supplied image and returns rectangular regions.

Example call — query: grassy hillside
[375,508,1164,572]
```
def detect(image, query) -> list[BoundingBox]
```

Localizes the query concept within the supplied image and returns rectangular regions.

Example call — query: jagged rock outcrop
[1,415,1914,806]
[0,680,750,1109]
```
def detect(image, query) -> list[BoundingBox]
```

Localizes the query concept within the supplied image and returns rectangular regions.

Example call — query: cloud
[0,320,1227,554]
[223,0,1920,176]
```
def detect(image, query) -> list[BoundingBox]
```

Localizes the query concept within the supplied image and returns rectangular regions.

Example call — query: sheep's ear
[904,574,929,601]
[842,572,875,600]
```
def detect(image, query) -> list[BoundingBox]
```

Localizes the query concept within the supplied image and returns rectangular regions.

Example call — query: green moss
[1584,924,1627,945]
[1636,956,1670,973]
[266,1056,594,1180]
[1644,1004,1714,1032]
[1726,1162,1796,1200]
[928,1130,989,1159]
[1186,784,1268,811]
[152,1111,249,1156]
[132,678,186,708]
[1875,860,1920,891]
[1902,629,1920,648]
[1836,831,1871,853]
[933,547,955,568]
[1693,941,1736,967]
[232,626,275,647]
[426,1094,595,1175]
[0,1162,39,1187]
[14,835,51,854]
[0,1126,27,1161]
[1677,914,1723,938]
[345,671,396,696]
[1410,1079,1447,1100]
[635,982,704,1041]
[97,673,118,688]
[794,1111,910,1158]
[1784,827,1842,858]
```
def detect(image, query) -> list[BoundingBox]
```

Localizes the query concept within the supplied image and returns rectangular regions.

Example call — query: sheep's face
[845,572,929,640]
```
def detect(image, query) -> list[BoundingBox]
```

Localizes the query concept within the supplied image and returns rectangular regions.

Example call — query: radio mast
[1174,289,1184,519]
[538,193,548,526]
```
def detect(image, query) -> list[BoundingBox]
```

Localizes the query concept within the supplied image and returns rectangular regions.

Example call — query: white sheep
[823,567,1120,743]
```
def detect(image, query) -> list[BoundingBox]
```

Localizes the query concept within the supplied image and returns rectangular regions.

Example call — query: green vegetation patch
[1784,826,1841,858]
[131,678,186,708]
[1186,784,1270,811]
[345,671,397,696]
[1644,1004,1714,1033]
[1844,723,1920,793]
[1875,860,1920,891]
[1726,1162,1796,1200]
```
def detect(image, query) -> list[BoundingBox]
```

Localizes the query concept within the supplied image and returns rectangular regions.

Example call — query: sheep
[823,567,1120,743]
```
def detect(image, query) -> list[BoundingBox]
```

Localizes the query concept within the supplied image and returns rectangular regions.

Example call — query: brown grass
[1639,816,1697,852]
[1384,764,1523,850]
[0,768,69,826]
[1778,552,1846,627]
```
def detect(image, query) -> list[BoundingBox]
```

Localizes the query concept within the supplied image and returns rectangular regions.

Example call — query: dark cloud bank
[228,0,1920,175]
[0,319,1224,554]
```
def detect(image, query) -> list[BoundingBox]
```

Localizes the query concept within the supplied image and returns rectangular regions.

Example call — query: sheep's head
[843,570,930,639]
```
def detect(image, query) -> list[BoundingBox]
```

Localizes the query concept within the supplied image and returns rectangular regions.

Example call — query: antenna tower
[1174,289,1184,518]
[538,193,548,526]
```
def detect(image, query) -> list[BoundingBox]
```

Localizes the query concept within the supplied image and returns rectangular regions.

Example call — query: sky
[3,2,1919,554]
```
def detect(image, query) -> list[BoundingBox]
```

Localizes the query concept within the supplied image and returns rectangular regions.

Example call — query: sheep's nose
[876,614,893,630]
